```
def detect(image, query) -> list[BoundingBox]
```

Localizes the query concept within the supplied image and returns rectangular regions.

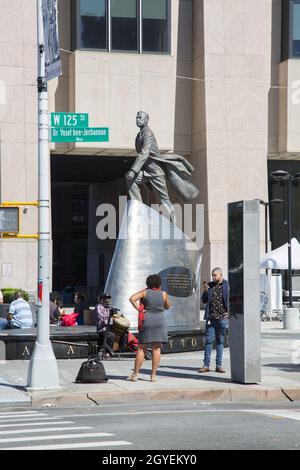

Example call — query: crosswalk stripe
[251,410,300,421]
[0,421,74,428]
[0,411,39,416]
[0,432,114,444]
[52,408,300,419]
[0,414,47,421]
[0,417,67,423]
[0,426,92,435]
[4,441,133,450]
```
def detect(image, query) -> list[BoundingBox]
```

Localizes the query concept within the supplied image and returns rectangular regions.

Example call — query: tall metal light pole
[287,175,293,308]
[257,200,270,256]
[27,0,60,389]
[256,198,283,320]
[271,171,293,307]
[257,199,284,255]
[271,170,300,310]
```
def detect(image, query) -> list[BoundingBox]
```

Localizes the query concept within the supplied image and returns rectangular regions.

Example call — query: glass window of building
[293,1,300,56]
[281,0,300,60]
[111,0,138,51]
[281,0,290,61]
[77,0,170,54]
[142,0,169,53]
[79,0,107,49]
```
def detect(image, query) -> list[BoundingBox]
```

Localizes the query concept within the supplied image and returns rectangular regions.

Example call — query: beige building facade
[0,0,299,297]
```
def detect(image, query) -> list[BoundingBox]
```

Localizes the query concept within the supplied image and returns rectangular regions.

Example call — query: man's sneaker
[215,366,226,373]
[198,367,210,373]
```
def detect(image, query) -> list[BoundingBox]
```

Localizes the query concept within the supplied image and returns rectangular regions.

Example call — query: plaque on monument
[159,267,195,298]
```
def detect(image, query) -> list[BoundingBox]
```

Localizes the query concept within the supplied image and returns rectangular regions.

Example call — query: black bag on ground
[75,355,108,383]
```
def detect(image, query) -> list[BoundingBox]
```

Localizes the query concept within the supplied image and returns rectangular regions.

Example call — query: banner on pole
[42,0,62,81]
[38,279,43,306]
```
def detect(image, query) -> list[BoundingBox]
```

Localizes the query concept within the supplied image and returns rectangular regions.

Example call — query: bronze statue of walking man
[126,111,199,223]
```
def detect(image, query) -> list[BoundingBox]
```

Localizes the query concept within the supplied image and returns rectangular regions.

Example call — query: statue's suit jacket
[130,125,199,201]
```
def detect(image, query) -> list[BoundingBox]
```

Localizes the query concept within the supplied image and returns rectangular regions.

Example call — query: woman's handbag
[75,355,108,383]
[60,312,79,326]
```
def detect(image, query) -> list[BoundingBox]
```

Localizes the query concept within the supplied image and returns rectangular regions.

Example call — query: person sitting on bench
[96,292,115,357]
[0,290,33,330]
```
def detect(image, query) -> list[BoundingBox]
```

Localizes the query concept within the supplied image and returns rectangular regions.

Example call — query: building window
[142,0,169,53]
[111,0,138,51]
[281,0,300,60]
[77,0,170,53]
[293,1,300,56]
[79,0,107,49]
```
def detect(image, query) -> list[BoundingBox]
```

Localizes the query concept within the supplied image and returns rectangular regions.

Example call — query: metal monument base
[105,200,202,331]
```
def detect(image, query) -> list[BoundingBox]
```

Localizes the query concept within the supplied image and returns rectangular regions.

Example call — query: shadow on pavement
[106,375,150,382]
[0,382,27,392]
[264,363,300,373]
[138,367,232,383]
[160,365,200,372]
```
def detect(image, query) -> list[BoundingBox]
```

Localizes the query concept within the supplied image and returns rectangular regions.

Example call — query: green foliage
[2,289,29,304]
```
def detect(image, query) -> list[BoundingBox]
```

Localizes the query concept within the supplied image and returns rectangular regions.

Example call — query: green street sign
[51,112,89,128]
[51,127,109,143]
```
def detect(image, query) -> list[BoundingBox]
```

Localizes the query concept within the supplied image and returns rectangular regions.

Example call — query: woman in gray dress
[128,274,171,382]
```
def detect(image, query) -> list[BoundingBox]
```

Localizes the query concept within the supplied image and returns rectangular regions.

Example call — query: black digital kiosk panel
[228,200,261,384]
[228,202,244,316]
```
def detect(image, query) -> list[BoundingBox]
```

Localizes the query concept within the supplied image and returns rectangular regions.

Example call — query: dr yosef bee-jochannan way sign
[50,126,109,143]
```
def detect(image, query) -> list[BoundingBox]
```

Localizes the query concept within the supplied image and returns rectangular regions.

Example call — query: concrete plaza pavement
[0,321,300,407]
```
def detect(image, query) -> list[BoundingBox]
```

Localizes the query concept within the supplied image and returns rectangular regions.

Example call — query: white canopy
[260,237,300,270]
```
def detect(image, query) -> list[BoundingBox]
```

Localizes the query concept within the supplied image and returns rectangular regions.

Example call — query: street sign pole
[27,0,60,390]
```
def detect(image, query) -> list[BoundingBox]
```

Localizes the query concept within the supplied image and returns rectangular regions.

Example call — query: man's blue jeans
[203,318,228,368]
[0,319,13,330]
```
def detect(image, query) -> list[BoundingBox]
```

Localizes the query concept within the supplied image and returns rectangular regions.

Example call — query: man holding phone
[198,267,229,373]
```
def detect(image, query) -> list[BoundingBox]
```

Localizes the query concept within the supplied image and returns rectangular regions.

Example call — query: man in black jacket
[198,268,229,374]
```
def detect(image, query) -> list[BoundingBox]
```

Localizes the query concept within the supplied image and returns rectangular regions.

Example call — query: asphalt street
[0,401,300,450]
